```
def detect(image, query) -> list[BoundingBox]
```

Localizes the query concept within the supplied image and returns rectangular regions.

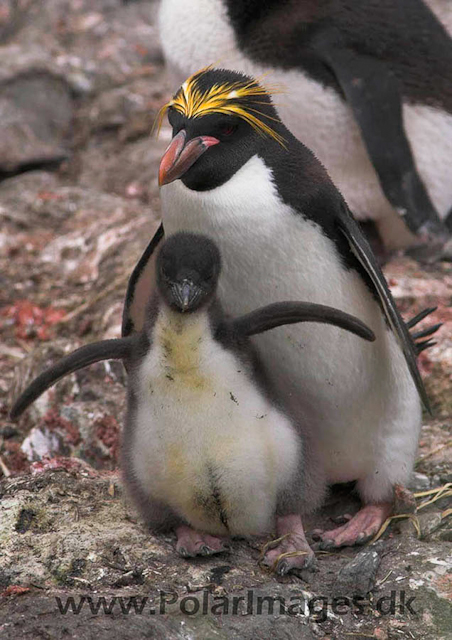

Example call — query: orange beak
[158,129,220,186]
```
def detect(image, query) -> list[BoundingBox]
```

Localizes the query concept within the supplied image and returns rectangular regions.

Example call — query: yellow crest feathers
[156,67,286,146]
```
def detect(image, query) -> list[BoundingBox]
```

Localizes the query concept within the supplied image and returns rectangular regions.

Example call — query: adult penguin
[158,0,452,258]
[123,68,435,549]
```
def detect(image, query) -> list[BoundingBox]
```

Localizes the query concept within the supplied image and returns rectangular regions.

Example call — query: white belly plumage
[159,0,452,248]
[131,309,300,535]
[160,156,422,500]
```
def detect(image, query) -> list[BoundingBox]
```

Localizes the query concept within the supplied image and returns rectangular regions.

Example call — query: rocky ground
[0,1,451,638]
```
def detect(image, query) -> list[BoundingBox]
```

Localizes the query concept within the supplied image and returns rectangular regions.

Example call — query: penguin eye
[220,124,237,137]
[167,108,176,126]
[167,107,183,131]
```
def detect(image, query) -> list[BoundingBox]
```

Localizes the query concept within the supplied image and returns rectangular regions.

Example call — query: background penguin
[158,0,452,258]
[11,232,379,575]
[123,68,438,550]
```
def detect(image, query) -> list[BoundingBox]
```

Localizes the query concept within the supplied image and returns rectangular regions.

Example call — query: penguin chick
[158,0,452,258]
[11,232,376,574]
[124,68,435,550]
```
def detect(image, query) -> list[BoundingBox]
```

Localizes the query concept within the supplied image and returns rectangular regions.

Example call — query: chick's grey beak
[172,280,202,312]
[159,129,220,186]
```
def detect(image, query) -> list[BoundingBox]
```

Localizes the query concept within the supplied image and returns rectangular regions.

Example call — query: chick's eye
[220,124,237,137]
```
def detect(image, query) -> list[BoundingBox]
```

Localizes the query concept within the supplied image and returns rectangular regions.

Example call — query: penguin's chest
[160,156,396,472]
[132,311,299,535]
[161,156,377,326]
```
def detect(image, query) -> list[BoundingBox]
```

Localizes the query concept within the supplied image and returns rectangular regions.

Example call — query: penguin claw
[318,539,335,551]
[199,544,228,556]
[276,560,289,576]
[175,526,231,558]
[313,503,393,549]
[260,516,315,575]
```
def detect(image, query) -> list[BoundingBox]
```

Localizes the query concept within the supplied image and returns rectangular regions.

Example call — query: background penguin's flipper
[232,301,375,342]
[10,338,135,420]
[122,223,165,337]
[314,35,443,236]
[337,202,431,412]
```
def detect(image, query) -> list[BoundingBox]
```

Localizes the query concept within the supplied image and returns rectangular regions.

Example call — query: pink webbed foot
[312,503,393,549]
[261,514,316,576]
[175,525,231,558]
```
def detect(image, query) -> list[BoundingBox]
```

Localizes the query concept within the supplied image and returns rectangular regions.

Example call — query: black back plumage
[220,1,451,237]
[224,0,452,112]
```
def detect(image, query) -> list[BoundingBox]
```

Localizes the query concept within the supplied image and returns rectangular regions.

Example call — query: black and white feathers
[127,68,432,410]
[125,69,436,514]
[159,0,452,253]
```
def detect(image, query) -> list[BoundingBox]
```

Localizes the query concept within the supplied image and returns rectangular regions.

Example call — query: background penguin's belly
[274,75,452,230]
[426,0,452,36]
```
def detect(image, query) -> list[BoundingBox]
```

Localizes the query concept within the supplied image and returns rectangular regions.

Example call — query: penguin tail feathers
[406,306,437,329]
[406,307,442,356]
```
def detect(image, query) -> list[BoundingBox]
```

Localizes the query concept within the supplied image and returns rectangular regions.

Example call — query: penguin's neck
[152,306,212,375]
[161,154,284,233]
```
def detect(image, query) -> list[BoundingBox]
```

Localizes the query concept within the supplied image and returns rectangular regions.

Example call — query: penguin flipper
[122,223,164,337]
[337,202,431,412]
[232,301,375,342]
[315,37,443,237]
[10,338,135,420]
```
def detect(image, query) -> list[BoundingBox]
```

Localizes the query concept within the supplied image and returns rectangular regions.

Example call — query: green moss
[52,558,87,586]
[15,508,37,533]
[14,503,54,534]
